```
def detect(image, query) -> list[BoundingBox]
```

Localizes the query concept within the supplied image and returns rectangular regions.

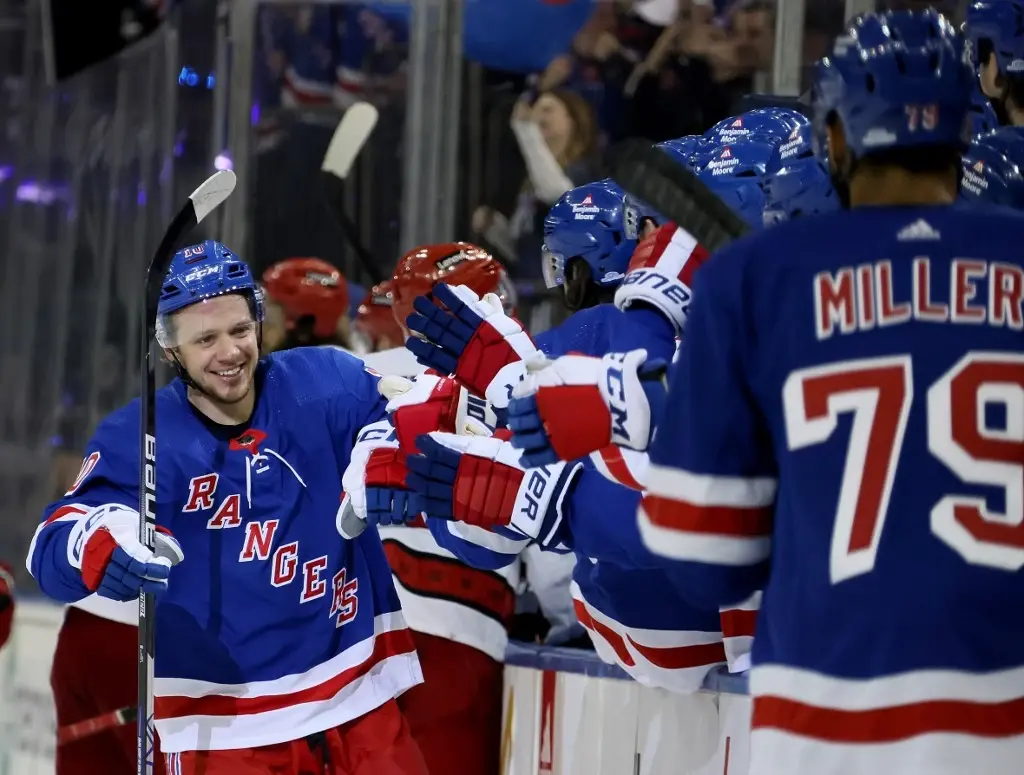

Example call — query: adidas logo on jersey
[896,219,940,241]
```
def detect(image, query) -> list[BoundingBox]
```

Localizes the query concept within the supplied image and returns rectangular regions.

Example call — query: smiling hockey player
[27,240,427,775]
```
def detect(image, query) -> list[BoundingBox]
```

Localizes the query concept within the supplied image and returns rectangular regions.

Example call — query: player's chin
[204,364,255,403]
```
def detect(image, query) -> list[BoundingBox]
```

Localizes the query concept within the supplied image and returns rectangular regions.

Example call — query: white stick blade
[189,169,237,224]
[321,102,379,180]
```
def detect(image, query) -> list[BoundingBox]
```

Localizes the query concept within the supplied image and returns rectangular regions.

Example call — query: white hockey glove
[68,504,184,601]
[403,283,539,410]
[615,224,709,336]
[506,350,667,467]
[405,429,580,548]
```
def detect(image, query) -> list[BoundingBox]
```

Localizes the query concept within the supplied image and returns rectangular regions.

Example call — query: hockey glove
[378,373,496,454]
[405,430,581,547]
[615,224,709,336]
[67,504,183,601]
[507,350,667,467]
[404,283,539,410]
[339,420,420,538]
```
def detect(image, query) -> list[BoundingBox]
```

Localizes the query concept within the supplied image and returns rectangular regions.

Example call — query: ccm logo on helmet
[184,265,222,283]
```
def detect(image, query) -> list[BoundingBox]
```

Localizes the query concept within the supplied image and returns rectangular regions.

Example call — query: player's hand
[69,504,184,601]
[405,430,581,546]
[507,350,667,466]
[339,421,421,538]
[403,283,539,409]
[379,373,496,454]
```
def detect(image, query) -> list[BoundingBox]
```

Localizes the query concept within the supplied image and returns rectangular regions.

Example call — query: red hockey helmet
[261,257,349,339]
[390,242,515,334]
[353,280,405,351]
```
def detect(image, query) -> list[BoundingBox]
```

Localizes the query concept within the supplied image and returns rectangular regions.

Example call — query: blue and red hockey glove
[339,420,422,538]
[404,429,581,548]
[507,349,667,467]
[67,504,184,601]
[0,561,13,650]
[403,283,539,411]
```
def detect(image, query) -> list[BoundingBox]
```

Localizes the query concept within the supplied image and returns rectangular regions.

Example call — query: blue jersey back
[649,202,1024,682]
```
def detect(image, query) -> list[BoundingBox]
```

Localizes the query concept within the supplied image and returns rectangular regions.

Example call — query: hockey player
[261,257,351,351]
[965,0,1024,128]
[391,189,731,689]
[341,241,582,775]
[960,126,1024,208]
[643,10,1024,773]
[0,561,13,650]
[351,281,404,355]
[27,240,427,775]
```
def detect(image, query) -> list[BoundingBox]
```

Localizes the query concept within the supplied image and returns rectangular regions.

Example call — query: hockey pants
[397,631,504,775]
[164,699,428,775]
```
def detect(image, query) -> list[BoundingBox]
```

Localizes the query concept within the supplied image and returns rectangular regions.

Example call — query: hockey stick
[137,169,237,775]
[59,705,137,745]
[607,140,751,252]
[320,102,383,283]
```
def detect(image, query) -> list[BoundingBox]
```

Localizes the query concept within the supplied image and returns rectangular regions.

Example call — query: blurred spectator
[472,89,599,280]
[624,0,775,140]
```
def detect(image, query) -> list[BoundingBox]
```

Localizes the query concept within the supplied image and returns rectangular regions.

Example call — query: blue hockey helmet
[542,180,639,289]
[812,10,974,160]
[960,127,1024,208]
[156,240,265,346]
[964,1,1024,74]
[763,154,839,225]
[695,139,775,228]
[656,135,708,170]
[705,108,805,145]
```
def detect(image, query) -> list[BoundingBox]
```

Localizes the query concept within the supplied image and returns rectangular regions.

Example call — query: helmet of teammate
[775,119,816,164]
[352,280,405,352]
[656,135,708,170]
[390,242,515,334]
[964,1,1024,75]
[968,85,1000,139]
[261,257,349,339]
[812,10,973,161]
[694,137,777,228]
[705,108,807,145]
[542,180,643,290]
[156,240,264,347]
[763,154,839,225]
[960,127,1024,208]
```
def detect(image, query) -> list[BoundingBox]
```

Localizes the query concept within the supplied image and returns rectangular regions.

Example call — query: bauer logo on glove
[404,430,581,547]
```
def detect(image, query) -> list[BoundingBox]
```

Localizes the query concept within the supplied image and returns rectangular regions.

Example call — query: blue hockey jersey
[645,204,1024,774]
[27,347,422,753]
[427,307,726,694]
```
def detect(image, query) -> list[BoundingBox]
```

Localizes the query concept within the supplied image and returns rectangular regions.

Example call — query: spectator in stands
[472,89,599,279]
[624,0,775,140]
